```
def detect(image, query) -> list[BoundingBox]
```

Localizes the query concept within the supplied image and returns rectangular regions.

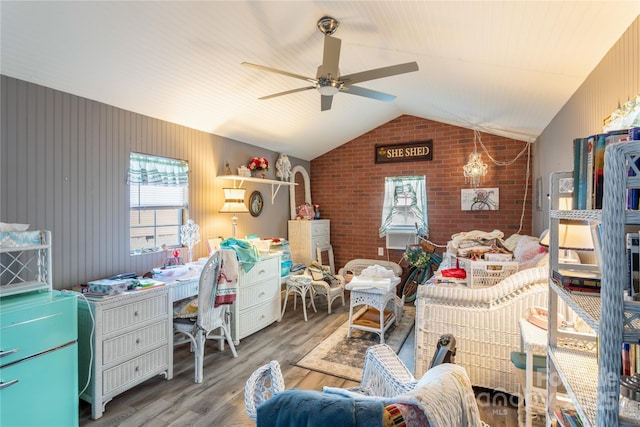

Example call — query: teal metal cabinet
[0,291,78,426]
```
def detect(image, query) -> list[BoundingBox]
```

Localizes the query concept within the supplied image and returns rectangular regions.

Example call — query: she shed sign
[375,140,433,164]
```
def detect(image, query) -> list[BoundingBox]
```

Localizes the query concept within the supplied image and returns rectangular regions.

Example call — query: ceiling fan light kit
[242,16,418,111]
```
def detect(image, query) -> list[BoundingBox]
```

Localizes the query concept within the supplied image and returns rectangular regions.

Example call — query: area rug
[296,305,415,382]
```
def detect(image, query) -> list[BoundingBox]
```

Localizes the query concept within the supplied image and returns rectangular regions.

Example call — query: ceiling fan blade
[242,62,316,84]
[317,36,341,78]
[340,62,419,86]
[259,86,315,100]
[321,95,333,111]
[341,85,396,102]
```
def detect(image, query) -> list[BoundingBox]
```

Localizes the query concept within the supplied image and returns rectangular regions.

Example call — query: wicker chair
[308,244,346,314]
[245,344,486,426]
[173,251,238,383]
[414,266,548,395]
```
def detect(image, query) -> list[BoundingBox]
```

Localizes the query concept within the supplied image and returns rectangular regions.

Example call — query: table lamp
[219,188,249,237]
[539,221,594,264]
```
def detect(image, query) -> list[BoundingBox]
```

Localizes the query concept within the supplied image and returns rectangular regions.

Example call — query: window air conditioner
[385,225,417,250]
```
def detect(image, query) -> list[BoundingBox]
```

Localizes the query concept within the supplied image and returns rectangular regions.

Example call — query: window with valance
[129,152,189,255]
[379,176,428,238]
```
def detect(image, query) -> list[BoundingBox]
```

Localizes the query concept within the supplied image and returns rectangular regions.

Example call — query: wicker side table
[346,277,402,344]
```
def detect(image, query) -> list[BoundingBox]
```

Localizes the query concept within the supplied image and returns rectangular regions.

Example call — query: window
[379,176,428,248]
[129,152,189,255]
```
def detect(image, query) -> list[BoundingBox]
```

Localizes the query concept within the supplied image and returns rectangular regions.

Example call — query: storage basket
[447,253,518,288]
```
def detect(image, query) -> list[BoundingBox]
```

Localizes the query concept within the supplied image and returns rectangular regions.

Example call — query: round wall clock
[249,191,264,217]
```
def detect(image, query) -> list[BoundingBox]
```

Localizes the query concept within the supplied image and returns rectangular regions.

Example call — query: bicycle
[399,233,443,303]
[470,189,498,211]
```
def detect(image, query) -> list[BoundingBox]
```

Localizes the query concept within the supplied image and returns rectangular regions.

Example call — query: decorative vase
[253,169,265,179]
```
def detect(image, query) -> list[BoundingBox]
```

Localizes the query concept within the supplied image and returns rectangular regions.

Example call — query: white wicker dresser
[77,285,173,419]
[414,266,548,395]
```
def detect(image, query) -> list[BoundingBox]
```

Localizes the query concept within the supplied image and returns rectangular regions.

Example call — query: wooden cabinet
[231,255,281,344]
[77,286,173,419]
[287,219,330,266]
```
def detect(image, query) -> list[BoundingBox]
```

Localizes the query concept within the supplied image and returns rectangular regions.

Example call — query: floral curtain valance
[128,152,189,187]
[379,175,428,237]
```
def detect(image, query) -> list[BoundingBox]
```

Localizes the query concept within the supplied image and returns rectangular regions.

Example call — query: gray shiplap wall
[533,16,640,235]
[1,76,306,289]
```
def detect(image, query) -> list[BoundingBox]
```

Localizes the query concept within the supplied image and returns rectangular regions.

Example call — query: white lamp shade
[539,222,594,250]
[219,188,249,213]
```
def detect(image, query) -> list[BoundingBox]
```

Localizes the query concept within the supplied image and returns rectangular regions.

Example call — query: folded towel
[220,237,261,272]
[215,249,238,306]
[346,276,396,292]
[257,389,383,427]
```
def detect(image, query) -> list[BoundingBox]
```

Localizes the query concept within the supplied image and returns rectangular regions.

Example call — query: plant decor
[248,156,269,171]
[403,245,432,268]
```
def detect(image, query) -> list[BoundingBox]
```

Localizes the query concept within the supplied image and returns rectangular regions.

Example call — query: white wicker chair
[245,344,487,426]
[414,266,548,395]
[244,360,286,421]
[173,251,238,383]
[308,244,345,314]
[244,344,414,422]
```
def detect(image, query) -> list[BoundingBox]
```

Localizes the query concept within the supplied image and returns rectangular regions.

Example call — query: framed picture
[249,191,264,217]
[461,188,499,211]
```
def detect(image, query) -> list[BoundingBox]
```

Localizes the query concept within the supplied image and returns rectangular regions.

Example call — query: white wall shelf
[217,175,296,204]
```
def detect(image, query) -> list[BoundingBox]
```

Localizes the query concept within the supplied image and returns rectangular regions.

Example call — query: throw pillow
[173,297,198,318]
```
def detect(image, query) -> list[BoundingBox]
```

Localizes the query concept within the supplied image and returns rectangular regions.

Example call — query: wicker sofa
[414,266,548,395]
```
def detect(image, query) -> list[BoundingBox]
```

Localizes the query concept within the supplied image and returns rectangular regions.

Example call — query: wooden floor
[79,298,520,427]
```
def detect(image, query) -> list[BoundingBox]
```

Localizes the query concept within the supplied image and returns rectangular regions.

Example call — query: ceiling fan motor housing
[317,16,339,35]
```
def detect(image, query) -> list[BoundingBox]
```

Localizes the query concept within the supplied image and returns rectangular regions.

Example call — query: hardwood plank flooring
[79,298,519,426]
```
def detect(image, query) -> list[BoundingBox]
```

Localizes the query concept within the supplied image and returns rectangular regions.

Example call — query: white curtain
[379,176,428,237]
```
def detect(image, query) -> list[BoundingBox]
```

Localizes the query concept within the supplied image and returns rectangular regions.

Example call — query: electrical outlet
[378,247,384,256]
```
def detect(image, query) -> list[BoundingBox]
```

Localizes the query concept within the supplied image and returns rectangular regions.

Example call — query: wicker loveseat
[414,266,548,395]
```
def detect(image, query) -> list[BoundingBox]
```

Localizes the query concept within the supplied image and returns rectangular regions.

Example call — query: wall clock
[249,191,264,217]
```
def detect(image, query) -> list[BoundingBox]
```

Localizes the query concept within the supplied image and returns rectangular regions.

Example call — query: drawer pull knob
[136,338,141,344]
[259,269,266,275]
[0,378,19,390]
[134,311,139,316]
[0,348,19,358]
[259,292,265,297]
[135,366,139,372]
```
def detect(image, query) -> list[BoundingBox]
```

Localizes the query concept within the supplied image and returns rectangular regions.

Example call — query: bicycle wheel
[401,266,430,303]
[471,200,490,211]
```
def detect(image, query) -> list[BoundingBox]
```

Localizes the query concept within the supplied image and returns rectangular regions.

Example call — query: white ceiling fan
[242,16,419,111]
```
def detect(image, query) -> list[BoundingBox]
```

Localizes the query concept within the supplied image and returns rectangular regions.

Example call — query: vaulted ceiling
[2,1,638,160]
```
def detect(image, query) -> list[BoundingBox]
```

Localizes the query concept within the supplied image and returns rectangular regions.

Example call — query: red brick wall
[310,115,533,270]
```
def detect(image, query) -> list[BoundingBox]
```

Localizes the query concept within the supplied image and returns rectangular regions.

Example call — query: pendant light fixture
[463,130,488,187]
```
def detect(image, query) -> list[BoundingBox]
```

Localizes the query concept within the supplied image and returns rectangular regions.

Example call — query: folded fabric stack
[345,265,399,292]
[447,229,511,259]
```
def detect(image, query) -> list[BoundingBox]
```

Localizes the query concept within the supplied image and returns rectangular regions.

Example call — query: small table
[346,277,401,344]
[518,318,548,427]
[280,275,317,322]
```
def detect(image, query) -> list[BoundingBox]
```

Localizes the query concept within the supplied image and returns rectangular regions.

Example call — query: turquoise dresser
[0,291,78,426]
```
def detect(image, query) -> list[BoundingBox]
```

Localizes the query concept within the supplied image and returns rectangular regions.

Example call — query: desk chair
[309,244,345,314]
[174,251,238,383]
